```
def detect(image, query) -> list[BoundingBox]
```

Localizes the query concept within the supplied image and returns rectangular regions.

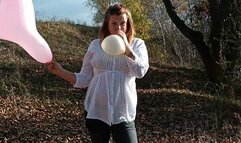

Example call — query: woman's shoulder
[132,37,144,41]
[88,38,100,47]
[86,38,101,52]
[90,38,101,45]
[131,37,145,46]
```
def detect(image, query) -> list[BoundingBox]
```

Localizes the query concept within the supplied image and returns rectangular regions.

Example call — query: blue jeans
[85,118,138,143]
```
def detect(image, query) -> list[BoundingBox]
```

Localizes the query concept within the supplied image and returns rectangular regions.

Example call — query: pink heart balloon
[0,0,52,63]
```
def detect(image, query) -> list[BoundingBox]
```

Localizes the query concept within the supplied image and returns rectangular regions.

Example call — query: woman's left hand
[117,30,128,45]
[116,30,134,58]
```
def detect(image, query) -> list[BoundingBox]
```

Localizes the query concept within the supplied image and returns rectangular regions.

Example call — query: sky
[32,0,95,26]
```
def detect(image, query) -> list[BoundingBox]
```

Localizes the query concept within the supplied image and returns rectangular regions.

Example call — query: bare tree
[146,0,202,67]
[162,0,241,86]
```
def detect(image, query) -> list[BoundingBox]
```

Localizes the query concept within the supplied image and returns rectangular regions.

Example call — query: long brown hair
[98,3,135,44]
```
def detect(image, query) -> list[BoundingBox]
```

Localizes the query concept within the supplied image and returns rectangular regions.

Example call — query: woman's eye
[121,22,126,26]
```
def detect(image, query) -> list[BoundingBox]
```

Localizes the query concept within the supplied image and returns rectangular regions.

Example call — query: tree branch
[162,0,224,82]
[162,0,201,43]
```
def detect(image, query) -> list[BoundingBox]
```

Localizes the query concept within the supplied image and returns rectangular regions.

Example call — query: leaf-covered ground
[0,64,241,143]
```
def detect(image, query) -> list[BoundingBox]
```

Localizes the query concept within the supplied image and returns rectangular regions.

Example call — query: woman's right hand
[46,61,63,76]
[46,61,76,84]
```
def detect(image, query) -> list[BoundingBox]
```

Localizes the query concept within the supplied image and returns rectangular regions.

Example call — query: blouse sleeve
[73,43,95,88]
[125,38,149,78]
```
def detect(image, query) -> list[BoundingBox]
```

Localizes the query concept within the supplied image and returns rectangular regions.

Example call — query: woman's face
[108,13,128,35]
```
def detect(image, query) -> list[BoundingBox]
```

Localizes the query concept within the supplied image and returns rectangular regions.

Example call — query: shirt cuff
[125,52,140,67]
[73,73,78,87]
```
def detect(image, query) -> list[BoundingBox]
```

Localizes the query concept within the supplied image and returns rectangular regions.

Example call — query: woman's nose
[117,25,121,30]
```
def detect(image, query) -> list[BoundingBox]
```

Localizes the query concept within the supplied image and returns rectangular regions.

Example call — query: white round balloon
[101,35,125,56]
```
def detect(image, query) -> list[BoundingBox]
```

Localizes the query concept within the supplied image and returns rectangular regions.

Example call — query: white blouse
[74,38,149,125]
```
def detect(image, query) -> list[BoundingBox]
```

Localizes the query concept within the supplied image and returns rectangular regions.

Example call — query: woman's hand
[117,30,134,59]
[46,61,76,84]
[46,61,63,76]
[117,30,128,45]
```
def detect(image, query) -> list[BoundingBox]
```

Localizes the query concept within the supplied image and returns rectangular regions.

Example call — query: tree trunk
[163,0,225,83]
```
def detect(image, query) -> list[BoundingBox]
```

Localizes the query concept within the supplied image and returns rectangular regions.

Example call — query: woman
[46,3,149,143]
